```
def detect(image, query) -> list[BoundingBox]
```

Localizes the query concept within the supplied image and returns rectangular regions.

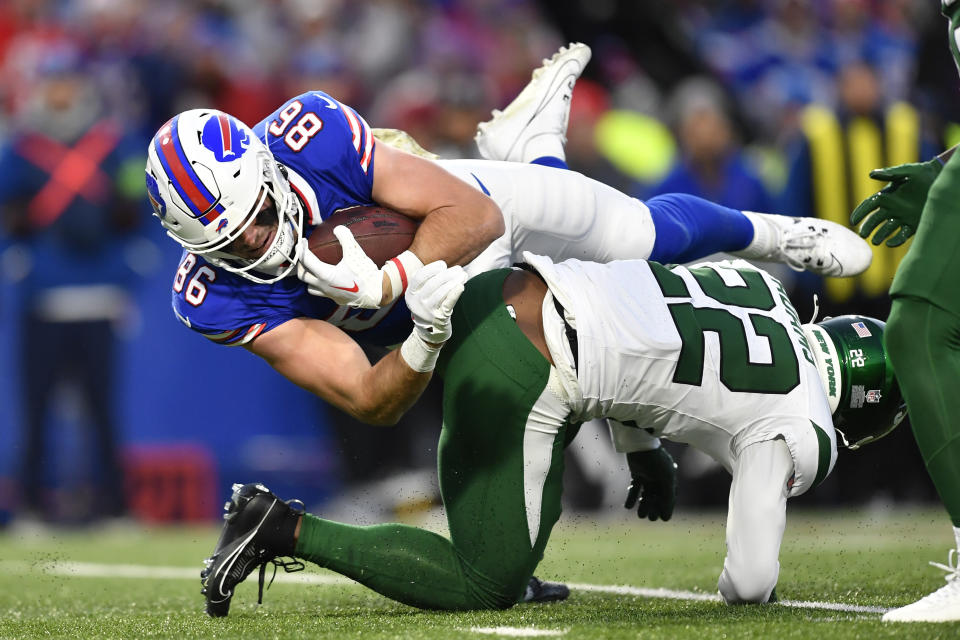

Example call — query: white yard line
[2,560,888,614]
[0,560,349,585]
[468,628,567,637]
[568,582,888,614]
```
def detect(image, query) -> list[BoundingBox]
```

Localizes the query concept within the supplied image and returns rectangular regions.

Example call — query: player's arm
[297,144,503,309]
[371,142,505,272]
[245,317,428,425]
[247,261,467,425]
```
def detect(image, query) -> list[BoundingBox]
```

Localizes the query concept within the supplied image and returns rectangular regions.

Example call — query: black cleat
[200,482,305,617]
[520,576,570,604]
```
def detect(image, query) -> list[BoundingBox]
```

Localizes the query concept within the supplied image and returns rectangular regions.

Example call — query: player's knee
[455,558,527,610]
[718,559,778,604]
[462,578,523,610]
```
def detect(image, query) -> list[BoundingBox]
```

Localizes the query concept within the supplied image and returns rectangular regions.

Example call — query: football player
[199,255,905,615]
[146,43,872,424]
[848,1,960,623]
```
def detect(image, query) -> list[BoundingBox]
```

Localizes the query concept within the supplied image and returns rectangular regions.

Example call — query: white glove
[296,227,384,308]
[400,261,468,372]
[405,261,467,343]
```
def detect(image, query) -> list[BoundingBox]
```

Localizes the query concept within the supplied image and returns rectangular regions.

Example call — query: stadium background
[0,0,953,527]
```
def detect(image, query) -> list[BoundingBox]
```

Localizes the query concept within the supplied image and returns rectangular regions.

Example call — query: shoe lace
[780,223,825,273]
[256,556,305,605]
[907,549,960,606]
[930,548,960,583]
[255,498,306,605]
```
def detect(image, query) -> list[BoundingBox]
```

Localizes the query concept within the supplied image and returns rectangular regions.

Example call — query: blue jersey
[171,91,413,348]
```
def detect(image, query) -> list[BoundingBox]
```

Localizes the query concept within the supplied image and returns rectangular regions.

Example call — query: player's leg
[295,270,571,610]
[717,438,793,604]
[19,318,59,515]
[474,43,591,167]
[437,268,574,606]
[881,297,960,622]
[882,153,960,623]
[886,299,960,527]
[75,320,126,517]
[452,159,866,278]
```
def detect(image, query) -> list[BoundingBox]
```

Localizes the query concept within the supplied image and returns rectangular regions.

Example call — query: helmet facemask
[177,150,304,284]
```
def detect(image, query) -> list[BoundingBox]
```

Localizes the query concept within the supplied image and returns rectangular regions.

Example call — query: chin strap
[807,293,820,324]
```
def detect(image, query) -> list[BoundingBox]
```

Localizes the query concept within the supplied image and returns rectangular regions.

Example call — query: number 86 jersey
[527,254,837,497]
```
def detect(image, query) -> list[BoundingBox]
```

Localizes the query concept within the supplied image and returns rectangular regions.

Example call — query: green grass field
[1,507,957,639]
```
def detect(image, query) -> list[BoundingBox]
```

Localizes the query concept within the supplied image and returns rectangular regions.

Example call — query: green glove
[849,158,943,247]
[624,447,678,522]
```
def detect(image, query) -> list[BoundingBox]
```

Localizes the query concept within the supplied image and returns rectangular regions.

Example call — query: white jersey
[435,160,657,278]
[525,253,837,497]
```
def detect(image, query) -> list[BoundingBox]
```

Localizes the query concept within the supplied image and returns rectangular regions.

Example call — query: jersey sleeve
[169,251,414,348]
[255,91,377,216]
[170,252,316,347]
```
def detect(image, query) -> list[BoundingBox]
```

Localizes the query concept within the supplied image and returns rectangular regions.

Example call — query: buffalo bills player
[145,43,876,614]
[145,43,873,427]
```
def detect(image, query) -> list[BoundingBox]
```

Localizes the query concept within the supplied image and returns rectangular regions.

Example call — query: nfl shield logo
[865,389,882,403]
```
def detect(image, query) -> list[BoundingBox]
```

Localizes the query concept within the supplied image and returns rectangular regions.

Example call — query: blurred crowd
[0,0,952,523]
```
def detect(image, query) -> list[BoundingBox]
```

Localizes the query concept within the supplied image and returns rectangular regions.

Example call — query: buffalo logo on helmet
[216,218,229,234]
[201,114,250,162]
[145,171,166,218]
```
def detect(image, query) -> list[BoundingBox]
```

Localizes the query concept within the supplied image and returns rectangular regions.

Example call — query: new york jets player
[198,255,905,615]
[849,1,960,623]
[146,43,872,425]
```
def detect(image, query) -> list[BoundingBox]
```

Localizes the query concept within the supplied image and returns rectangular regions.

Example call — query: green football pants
[887,151,960,527]
[885,297,960,527]
[295,268,577,609]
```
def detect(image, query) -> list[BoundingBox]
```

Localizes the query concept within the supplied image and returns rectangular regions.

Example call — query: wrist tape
[400,330,443,373]
[383,251,424,303]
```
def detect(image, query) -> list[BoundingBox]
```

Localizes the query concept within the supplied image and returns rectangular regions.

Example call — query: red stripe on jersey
[207,328,241,344]
[289,181,315,225]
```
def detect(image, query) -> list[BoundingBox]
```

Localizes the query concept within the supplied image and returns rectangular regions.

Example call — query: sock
[521,130,566,163]
[530,155,568,170]
[294,513,506,610]
[731,211,781,261]
[647,193,755,264]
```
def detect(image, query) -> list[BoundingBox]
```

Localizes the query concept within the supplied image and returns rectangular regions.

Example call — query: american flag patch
[852,321,871,338]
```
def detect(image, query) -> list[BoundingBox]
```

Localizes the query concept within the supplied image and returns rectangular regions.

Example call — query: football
[308,205,419,267]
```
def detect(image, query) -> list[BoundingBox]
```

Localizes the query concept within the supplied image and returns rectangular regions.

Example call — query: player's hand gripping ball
[298,206,419,308]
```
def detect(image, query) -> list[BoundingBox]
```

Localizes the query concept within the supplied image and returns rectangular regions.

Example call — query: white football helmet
[145,109,303,283]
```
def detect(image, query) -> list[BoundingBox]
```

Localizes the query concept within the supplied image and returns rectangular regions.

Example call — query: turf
[0,507,957,639]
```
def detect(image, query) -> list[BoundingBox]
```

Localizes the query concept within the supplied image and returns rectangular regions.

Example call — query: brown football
[308,205,419,267]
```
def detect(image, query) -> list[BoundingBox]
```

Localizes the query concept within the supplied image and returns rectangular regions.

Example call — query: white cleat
[882,550,960,623]
[741,213,873,277]
[475,42,591,163]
